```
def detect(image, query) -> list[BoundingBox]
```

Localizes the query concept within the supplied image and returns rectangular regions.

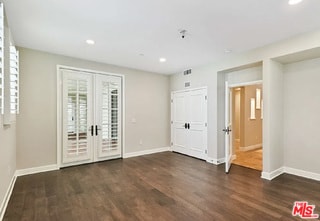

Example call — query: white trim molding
[261,167,320,181]
[15,164,59,177]
[284,167,320,182]
[261,167,285,180]
[239,143,262,152]
[123,147,170,158]
[206,157,225,165]
[0,175,16,221]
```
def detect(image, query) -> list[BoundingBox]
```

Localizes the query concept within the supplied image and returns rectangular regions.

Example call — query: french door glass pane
[101,81,119,152]
[67,79,88,156]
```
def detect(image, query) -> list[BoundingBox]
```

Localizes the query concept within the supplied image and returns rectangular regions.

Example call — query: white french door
[62,71,93,164]
[95,75,122,160]
[171,88,207,160]
[60,68,122,167]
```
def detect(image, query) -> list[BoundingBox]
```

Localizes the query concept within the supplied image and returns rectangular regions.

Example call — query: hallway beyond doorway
[233,147,262,171]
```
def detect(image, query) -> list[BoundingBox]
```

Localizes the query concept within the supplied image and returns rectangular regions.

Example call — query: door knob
[89,125,94,136]
[187,123,190,129]
[184,123,188,129]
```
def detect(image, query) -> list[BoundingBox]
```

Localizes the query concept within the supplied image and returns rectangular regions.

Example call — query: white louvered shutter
[62,70,93,164]
[95,74,122,159]
[10,44,19,114]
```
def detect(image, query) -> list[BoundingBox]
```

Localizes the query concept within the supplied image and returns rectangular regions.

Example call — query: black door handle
[90,125,94,136]
[95,125,98,136]
[187,123,190,129]
[184,123,188,129]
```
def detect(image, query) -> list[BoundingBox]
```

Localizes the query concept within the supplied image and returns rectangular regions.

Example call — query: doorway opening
[231,84,263,171]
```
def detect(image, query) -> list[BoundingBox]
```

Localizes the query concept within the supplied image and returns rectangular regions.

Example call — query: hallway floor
[233,148,262,171]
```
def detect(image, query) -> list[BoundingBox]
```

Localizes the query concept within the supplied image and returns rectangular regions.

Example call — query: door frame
[225,80,263,172]
[170,86,208,160]
[56,65,125,168]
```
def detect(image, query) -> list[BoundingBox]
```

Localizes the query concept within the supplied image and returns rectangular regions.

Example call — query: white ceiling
[3,0,320,74]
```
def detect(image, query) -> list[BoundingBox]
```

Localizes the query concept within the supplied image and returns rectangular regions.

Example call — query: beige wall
[17,48,170,169]
[232,89,241,141]
[241,85,263,148]
[232,85,262,150]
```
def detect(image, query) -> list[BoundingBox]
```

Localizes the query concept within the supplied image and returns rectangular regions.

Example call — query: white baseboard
[261,167,285,180]
[261,166,320,181]
[206,157,225,165]
[284,167,320,181]
[123,147,170,158]
[0,174,16,221]
[240,143,262,151]
[15,164,59,177]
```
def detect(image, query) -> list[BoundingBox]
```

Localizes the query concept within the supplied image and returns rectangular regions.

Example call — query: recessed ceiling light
[224,49,232,53]
[86,39,95,45]
[288,0,303,5]
[159,57,166,63]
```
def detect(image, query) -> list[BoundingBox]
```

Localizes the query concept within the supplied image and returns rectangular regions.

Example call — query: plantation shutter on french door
[62,70,93,164]
[95,75,122,159]
[60,67,122,167]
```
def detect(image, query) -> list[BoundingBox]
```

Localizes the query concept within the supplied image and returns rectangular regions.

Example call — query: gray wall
[283,57,320,174]
[0,18,16,217]
[17,48,170,169]
[0,123,16,215]
[263,59,284,172]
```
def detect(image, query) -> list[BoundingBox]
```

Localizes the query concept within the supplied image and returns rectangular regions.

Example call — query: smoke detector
[179,29,188,39]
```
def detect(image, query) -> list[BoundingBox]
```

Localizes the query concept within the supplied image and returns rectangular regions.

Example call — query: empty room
[1,0,320,220]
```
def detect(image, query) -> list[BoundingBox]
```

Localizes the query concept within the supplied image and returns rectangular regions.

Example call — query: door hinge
[171,99,173,103]
[223,126,232,135]
[171,121,173,124]
[171,142,173,146]
[205,149,208,154]
[205,95,207,100]
[205,123,207,127]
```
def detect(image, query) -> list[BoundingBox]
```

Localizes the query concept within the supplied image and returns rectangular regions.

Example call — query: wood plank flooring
[4,152,320,221]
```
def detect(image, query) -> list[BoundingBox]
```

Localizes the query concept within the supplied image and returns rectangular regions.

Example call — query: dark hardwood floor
[4,152,320,221]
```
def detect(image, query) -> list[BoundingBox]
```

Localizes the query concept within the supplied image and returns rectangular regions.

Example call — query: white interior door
[224,82,233,173]
[62,70,93,165]
[95,74,122,160]
[188,88,207,159]
[171,88,207,160]
[172,91,189,156]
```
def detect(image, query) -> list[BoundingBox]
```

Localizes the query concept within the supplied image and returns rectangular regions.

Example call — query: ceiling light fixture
[224,49,232,53]
[288,0,303,5]
[159,58,166,63]
[86,39,95,45]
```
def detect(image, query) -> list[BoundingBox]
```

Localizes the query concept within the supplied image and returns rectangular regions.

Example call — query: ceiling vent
[183,69,192,75]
